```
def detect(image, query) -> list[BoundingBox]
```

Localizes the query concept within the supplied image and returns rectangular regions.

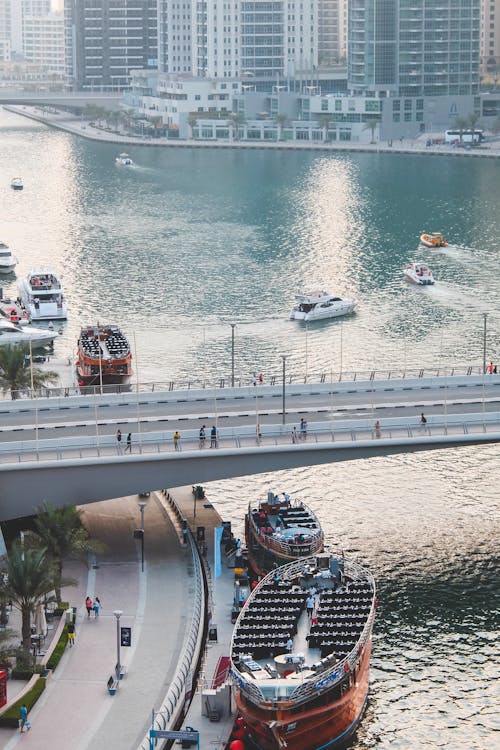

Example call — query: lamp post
[305,322,309,382]
[230,323,236,387]
[281,355,288,424]
[113,610,123,679]
[138,500,146,572]
[482,311,488,374]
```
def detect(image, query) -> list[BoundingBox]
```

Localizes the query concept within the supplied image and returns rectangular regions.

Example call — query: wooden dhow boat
[76,324,132,386]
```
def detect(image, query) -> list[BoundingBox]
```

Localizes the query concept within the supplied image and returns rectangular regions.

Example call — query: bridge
[0,374,499,520]
[0,89,122,110]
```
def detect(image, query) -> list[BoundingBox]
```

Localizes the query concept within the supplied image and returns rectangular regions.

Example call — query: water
[0,107,499,748]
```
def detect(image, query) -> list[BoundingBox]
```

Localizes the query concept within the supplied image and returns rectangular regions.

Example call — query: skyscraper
[480,0,500,71]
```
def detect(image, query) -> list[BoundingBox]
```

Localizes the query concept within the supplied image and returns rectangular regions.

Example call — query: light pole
[113,610,123,679]
[138,500,146,572]
[230,323,236,387]
[482,312,488,374]
[281,355,288,424]
[305,322,309,382]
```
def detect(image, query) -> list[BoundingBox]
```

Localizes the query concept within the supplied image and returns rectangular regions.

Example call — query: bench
[107,675,119,695]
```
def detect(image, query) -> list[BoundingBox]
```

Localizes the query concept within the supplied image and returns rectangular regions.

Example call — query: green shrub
[0,677,46,727]
[11,668,34,680]
[46,625,68,671]
[54,601,69,617]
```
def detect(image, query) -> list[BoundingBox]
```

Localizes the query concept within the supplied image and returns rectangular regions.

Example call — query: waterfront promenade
[5,105,500,159]
[0,493,191,750]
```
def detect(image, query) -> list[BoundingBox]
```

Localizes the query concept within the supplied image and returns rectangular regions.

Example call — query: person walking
[258,373,263,384]
[487,361,494,374]
[125,432,132,453]
[19,704,29,733]
[85,596,92,618]
[420,413,428,433]
[67,620,75,646]
[199,425,206,449]
[210,425,217,448]
[300,418,307,440]
[306,594,314,618]
[375,420,381,438]
[291,426,298,444]
[173,430,181,450]
[116,428,123,454]
[93,597,101,617]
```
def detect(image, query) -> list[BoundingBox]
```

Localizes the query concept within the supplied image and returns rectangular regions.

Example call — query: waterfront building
[23,10,65,76]
[318,0,347,67]
[481,0,500,72]
[65,0,158,92]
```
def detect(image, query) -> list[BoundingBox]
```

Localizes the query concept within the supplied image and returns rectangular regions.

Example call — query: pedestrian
[306,594,314,618]
[420,413,427,432]
[19,704,28,733]
[494,365,498,374]
[291,426,297,443]
[258,373,263,384]
[375,420,381,438]
[487,361,494,374]
[210,425,217,448]
[125,432,132,453]
[116,428,123,454]
[300,418,307,440]
[199,425,206,449]
[67,620,75,646]
[252,375,257,386]
[93,597,101,617]
[286,637,293,653]
[85,595,92,618]
[173,430,181,450]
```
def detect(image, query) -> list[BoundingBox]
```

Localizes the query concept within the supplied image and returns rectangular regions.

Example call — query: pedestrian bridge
[0,411,498,521]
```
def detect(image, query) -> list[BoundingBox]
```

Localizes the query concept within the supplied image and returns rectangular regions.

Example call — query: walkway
[0,493,190,750]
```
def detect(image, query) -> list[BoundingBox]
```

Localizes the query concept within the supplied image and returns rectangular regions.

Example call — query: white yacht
[10,177,23,190]
[115,152,133,166]
[403,261,435,286]
[0,318,57,348]
[17,269,67,320]
[289,290,357,322]
[0,241,18,274]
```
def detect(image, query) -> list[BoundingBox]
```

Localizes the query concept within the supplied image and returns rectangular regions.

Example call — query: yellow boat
[420,232,448,248]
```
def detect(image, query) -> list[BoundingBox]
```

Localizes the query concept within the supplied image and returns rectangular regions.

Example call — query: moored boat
[0,297,30,325]
[245,492,324,578]
[230,552,376,750]
[76,324,132,386]
[289,290,357,322]
[403,261,435,285]
[115,152,133,166]
[10,177,23,190]
[420,232,448,248]
[0,241,18,274]
[17,268,67,320]
[0,318,57,348]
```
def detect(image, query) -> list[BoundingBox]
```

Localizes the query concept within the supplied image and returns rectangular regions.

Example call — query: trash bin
[65,608,73,624]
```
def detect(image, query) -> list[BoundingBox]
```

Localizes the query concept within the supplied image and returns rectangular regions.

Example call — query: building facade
[481,0,500,71]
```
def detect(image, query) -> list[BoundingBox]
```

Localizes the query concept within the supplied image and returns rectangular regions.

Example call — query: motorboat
[289,290,357,321]
[115,153,133,166]
[420,232,448,248]
[0,297,30,326]
[230,552,376,750]
[0,241,18,274]
[17,268,67,320]
[245,491,324,578]
[10,177,23,190]
[0,318,57,348]
[403,261,435,285]
[76,324,133,386]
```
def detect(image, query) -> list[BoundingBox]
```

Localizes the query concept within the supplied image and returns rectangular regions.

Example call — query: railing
[1,363,485,401]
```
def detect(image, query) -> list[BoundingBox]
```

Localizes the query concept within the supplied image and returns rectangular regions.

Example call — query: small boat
[0,318,57,348]
[0,241,18,274]
[17,268,67,320]
[115,153,133,166]
[230,551,376,750]
[245,491,324,578]
[0,297,30,326]
[76,324,133,386]
[403,261,435,285]
[289,290,357,322]
[420,232,448,248]
[10,177,23,190]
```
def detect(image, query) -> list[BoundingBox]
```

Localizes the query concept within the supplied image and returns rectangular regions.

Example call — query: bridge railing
[1,412,498,465]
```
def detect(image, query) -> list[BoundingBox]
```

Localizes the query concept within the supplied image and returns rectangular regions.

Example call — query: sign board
[149,729,198,740]
[120,626,132,647]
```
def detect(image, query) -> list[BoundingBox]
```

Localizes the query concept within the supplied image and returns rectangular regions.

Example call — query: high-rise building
[348,0,480,98]
[318,0,346,66]
[480,0,500,71]
[23,10,65,75]
[65,0,157,91]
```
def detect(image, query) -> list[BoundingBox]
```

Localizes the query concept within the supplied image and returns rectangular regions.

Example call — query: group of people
[116,429,132,453]
[487,361,497,374]
[85,595,101,619]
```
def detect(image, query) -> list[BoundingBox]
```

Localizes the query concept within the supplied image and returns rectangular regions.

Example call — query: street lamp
[138,499,147,572]
[281,355,288,424]
[230,323,236,387]
[482,311,488,374]
[113,610,123,679]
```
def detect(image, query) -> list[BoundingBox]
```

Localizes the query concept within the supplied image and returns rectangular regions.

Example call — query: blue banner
[214,526,223,577]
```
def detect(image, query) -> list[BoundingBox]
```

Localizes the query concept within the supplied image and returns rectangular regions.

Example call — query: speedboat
[115,153,133,166]
[76,324,133,386]
[403,261,435,285]
[230,552,376,750]
[10,177,23,190]
[420,232,448,248]
[289,290,357,321]
[0,318,57,348]
[17,268,67,320]
[0,298,30,326]
[0,241,18,274]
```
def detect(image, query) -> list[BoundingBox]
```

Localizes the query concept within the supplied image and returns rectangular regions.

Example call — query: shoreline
[4,104,500,159]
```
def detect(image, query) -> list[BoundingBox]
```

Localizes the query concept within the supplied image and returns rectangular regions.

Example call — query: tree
[1,543,61,649]
[0,345,58,400]
[27,503,103,604]
[453,116,469,144]
[275,113,288,141]
[317,114,332,142]
[467,112,481,132]
[187,114,199,139]
[227,111,246,141]
[363,117,380,144]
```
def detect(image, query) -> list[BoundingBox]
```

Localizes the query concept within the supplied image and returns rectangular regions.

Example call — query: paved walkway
[0,493,190,750]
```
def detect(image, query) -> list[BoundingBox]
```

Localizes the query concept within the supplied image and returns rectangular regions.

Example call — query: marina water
[0,107,498,748]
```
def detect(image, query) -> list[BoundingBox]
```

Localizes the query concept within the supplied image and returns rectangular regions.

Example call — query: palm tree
[0,345,58,400]
[1,543,60,649]
[453,116,469,145]
[27,503,103,604]
[275,113,288,141]
[317,114,332,142]
[363,117,380,144]
[187,114,199,139]
[227,111,246,141]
